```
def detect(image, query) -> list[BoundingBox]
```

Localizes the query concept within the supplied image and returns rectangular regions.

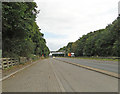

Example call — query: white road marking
[50,61,66,92]
[0,61,39,81]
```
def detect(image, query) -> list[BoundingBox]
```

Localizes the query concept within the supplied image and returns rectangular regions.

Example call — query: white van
[71,53,75,57]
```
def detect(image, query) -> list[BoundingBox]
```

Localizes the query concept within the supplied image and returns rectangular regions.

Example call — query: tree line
[2,2,50,58]
[58,17,120,57]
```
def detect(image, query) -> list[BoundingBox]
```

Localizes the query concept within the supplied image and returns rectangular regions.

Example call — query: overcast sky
[34,0,119,51]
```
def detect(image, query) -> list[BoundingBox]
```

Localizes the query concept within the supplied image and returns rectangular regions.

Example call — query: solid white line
[0,61,38,81]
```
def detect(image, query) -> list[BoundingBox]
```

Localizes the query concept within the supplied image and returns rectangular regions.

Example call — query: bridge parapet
[49,51,65,57]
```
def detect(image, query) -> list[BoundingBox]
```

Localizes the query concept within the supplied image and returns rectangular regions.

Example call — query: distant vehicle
[53,56,55,58]
[71,53,75,57]
[68,53,75,57]
[68,53,71,57]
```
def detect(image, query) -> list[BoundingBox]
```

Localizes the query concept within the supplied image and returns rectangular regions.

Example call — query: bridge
[49,51,65,57]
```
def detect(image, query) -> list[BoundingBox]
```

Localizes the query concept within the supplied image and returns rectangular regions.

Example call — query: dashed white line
[50,62,66,92]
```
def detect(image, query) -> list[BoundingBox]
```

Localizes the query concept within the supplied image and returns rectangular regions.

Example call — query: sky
[34,0,119,51]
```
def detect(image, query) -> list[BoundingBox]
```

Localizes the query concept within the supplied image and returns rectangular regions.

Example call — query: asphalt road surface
[56,57,118,73]
[3,58,118,92]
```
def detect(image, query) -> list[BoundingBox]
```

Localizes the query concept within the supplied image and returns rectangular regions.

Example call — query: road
[3,58,118,92]
[56,57,118,73]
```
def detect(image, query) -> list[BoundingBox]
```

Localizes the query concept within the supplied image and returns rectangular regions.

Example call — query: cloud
[34,0,119,51]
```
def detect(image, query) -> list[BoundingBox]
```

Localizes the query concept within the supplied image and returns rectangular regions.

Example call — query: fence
[2,58,19,69]
[1,57,31,69]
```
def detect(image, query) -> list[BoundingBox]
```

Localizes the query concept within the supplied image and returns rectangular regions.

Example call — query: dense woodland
[58,17,120,57]
[2,2,50,58]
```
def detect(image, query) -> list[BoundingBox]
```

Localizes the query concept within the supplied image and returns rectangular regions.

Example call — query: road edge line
[55,58,119,79]
[0,60,40,81]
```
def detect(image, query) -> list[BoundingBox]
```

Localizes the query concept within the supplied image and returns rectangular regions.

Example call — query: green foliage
[59,17,120,57]
[2,2,50,58]
[65,42,73,56]
[58,46,66,52]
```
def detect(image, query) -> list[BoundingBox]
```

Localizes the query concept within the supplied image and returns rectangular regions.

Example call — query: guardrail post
[7,58,9,69]
[8,58,11,68]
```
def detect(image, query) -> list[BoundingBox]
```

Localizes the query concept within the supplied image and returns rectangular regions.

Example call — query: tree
[2,2,50,58]
[59,17,119,57]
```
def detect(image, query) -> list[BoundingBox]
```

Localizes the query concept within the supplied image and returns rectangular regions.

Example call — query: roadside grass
[63,56,118,61]
[78,57,118,61]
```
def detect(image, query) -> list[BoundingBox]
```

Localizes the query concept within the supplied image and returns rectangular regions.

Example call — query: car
[53,56,55,58]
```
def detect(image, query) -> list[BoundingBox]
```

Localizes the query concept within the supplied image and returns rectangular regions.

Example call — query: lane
[56,57,118,73]
[3,59,62,92]
[3,58,118,92]
[51,58,118,92]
